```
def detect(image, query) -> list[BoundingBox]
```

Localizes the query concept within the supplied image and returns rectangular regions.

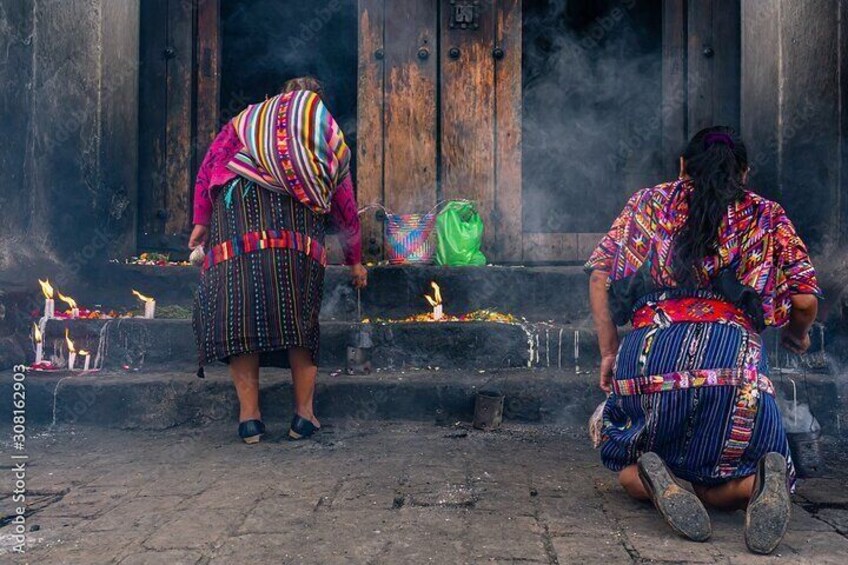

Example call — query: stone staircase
[38,263,598,374]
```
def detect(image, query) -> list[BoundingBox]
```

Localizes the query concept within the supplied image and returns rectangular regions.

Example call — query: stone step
[71,263,591,322]
[4,366,844,434]
[7,367,604,429]
[42,318,601,372]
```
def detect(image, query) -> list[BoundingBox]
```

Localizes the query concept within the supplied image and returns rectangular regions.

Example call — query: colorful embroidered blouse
[193,123,362,265]
[585,179,821,328]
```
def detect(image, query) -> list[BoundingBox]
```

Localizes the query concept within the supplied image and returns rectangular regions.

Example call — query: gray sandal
[637,452,712,542]
[745,452,791,554]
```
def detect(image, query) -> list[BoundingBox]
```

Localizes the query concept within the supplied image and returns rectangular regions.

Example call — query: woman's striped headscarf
[227,90,351,213]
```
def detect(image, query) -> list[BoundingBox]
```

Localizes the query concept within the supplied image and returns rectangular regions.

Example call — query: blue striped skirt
[600,320,795,487]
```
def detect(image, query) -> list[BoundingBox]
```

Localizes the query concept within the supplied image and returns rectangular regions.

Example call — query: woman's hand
[780,326,811,355]
[350,263,368,289]
[599,354,616,393]
[188,225,209,250]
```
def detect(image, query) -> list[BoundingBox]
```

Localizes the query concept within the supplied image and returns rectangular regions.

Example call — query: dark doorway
[221,1,359,176]
[522,0,665,234]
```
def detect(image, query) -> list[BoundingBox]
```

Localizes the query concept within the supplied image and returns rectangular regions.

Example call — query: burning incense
[132,290,156,319]
[39,279,55,318]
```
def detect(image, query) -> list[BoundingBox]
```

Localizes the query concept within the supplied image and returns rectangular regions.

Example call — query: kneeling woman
[586,127,820,554]
[189,77,367,444]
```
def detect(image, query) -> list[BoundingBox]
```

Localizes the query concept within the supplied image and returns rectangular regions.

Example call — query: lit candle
[39,279,55,318]
[65,328,76,370]
[33,323,43,364]
[424,281,444,321]
[145,300,156,319]
[79,350,91,371]
[59,292,79,319]
[433,303,444,321]
[132,290,156,319]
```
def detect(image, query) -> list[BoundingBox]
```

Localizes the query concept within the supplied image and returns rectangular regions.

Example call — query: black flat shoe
[637,452,712,542]
[745,452,791,554]
[288,414,320,440]
[238,419,265,444]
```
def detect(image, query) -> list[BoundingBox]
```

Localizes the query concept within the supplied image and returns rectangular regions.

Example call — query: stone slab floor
[1,421,847,564]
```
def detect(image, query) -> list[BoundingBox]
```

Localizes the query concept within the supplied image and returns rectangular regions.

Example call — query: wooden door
[357,0,523,262]
[138,0,219,253]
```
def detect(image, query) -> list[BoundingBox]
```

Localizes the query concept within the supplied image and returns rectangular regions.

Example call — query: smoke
[221,0,359,164]
[522,0,665,234]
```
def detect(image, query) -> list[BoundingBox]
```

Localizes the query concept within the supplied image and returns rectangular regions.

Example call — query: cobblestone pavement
[1,421,847,564]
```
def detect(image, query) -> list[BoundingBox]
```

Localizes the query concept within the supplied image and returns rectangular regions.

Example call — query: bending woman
[586,126,820,554]
[189,77,367,444]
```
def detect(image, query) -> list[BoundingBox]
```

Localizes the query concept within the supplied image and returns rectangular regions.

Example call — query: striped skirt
[193,177,326,367]
[600,304,795,487]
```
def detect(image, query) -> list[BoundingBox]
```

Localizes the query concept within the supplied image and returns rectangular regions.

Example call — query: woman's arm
[589,270,619,392]
[329,175,362,265]
[780,294,818,354]
[189,124,242,249]
[329,175,367,288]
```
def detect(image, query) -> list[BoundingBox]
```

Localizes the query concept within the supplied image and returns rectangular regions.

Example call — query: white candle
[71,307,80,319]
[433,304,443,321]
[45,298,55,319]
[144,300,156,319]
[82,353,90,371]
[35,342,43,365]
[68,351,76,371]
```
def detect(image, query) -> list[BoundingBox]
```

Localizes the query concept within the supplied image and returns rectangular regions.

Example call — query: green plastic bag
[435,201,487,266]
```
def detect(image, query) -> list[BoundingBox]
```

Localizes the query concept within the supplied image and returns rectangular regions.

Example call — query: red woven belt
[632,297,755,332]
[203,229,327,271]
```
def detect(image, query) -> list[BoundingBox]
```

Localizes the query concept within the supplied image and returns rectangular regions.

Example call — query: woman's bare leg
[229,353,261,422]
[693,476,756,511]
[619,465,651,501]
[289,347,320,427]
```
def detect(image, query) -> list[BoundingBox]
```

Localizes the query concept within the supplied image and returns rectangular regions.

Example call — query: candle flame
[65,328,76,353]
[132,289,154,303]
[58,292,78,309]
[33,323,42,343]
[431,282,442,304]
[38,279,54,299]
[424,281,443,307]
[78,349,90,356]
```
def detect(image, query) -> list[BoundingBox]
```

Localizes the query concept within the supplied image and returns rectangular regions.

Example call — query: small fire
[65,328,76,353]
[424,282,443,307]
[33,323,42,343]
[132,289,154,303]
[58,292,78,309]
[38,279,54,299]
[78,349,90,356]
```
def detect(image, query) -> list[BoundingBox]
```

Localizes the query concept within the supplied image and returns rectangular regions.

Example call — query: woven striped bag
[384,212,438,265]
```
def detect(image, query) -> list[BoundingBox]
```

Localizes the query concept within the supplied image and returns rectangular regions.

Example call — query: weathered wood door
[138,0,219,252]
[358,0,523,262]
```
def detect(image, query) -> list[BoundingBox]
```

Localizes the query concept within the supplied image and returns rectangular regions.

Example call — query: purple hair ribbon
[704,132,735,149]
